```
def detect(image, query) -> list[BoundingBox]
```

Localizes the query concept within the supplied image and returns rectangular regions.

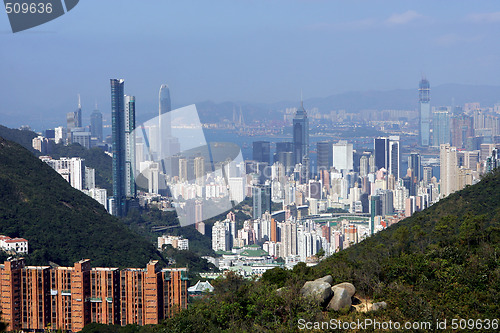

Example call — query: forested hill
[0,136,164,268]
[0,124,37,152]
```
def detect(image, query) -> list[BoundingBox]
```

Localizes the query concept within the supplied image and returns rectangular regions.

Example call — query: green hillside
[0,125,37,152]
[0,136,164,268]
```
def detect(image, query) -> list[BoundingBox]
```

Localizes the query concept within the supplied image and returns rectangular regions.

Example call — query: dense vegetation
[0,125,37,152]
[0,136,164,268]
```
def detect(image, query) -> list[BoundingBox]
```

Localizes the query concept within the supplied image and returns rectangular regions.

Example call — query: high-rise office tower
[433,108,451,147]
[332,140,353,172]
[111,79,126,216]
[76,94,82,127]
[378,189,394,216]
[422,166,432,185]
[252,184,271,220]
[374,137,389,171]
[125,95,136,198]
[374,136,400,179]
[419,78,431,146]
[359,155,369,177]
[408,152,421,183]
[369,195,381,235]
[159,84,171,158]
[252,141,271,164]
[389,138,400,180]
[293,100,309,165]
[90,104,103,142]
[67,94,83,130]
[316,141,333,172]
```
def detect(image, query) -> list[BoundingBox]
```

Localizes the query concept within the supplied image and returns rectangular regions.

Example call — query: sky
[1,0,500,129]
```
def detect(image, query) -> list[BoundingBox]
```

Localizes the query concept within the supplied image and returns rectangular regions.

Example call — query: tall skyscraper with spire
[293,98,309,166]
[419,78,431,146]
[159,84,171,157]
[111,79,126,216]
[67,94,82,130]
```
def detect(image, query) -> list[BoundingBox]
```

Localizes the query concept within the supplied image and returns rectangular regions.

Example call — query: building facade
[0,258,188,332]
[111,79,126,216]
[293,101,309,165]
[419,78,431,146]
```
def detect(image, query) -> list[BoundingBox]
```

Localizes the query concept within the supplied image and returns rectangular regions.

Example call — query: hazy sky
[1,1,500,129]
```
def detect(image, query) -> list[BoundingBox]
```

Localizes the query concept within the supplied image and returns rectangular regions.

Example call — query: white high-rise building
[212,220,231,252]
[54,126,67,145]
[440,144,458,198]
[87,188,108,209]
[332,141,353,171]
[228,177,245,203]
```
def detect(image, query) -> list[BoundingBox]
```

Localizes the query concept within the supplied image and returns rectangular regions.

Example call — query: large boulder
[370,301,387,311]
[300,281,333,304]
[327,287,352,311]
[314,275,333,285]
[332,282,356,297]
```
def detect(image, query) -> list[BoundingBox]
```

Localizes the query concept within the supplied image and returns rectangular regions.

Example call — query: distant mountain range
[193,83,500,124]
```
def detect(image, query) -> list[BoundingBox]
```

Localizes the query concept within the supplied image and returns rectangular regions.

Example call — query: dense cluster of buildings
[32,96,104,154]
[0,258,188,332]
[204,79,500,273]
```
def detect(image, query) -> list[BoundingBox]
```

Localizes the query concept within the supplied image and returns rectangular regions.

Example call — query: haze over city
[2,0,500,129]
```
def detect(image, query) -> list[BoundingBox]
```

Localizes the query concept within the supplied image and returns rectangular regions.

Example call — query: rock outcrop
[332,282,356,298]
[327,287,351,311]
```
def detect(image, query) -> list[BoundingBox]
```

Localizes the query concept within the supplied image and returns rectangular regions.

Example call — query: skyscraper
[374,137,389,171]
[293,100,309,165]
[67,94,83,130]
[432,108,451,147]
[194,156,205,186]
[252,141,271,164]
[252,184,271,220]
[111,79,126,216]
[408,152,421,183]
[90,104,103,142]
[419,78,431,146]
[389,138,400,180]
[440,144,458,198]
[332,140,353,172]
[316,141,333,172]
[159,84,171,159]
[374,136,400,179]
[125,95,136,198]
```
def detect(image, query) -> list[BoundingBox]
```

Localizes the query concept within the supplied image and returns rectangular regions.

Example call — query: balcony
[87,297,102,303]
